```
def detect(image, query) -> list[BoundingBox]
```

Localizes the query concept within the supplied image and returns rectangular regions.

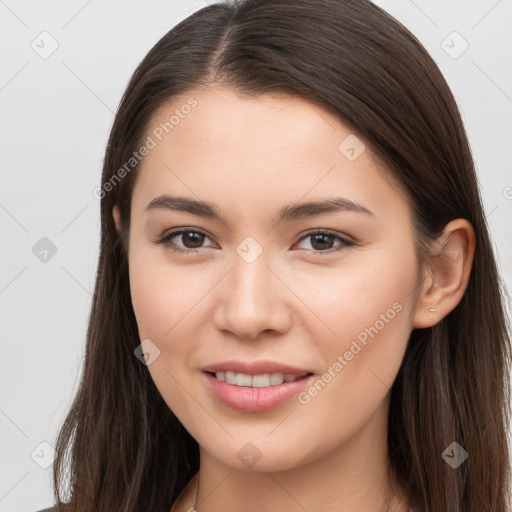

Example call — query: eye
[294,229,354,253]
[156,228,215,253]
[155,228,354,255]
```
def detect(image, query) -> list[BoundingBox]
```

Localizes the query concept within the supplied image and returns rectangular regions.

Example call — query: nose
[213,250,292,341]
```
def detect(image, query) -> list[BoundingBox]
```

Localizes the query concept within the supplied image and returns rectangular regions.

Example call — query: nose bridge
[215,239,290,339]
[233,246,271,306]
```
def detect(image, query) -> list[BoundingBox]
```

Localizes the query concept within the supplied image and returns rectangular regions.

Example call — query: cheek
[297,245,416,416]
[308,247,416,356]
[129,266,169,341]
[128,250,207,420]
[293,289,412,455]
[129,243,207,341]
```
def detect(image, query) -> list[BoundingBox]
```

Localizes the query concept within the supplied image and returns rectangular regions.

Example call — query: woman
[39,0,511,511]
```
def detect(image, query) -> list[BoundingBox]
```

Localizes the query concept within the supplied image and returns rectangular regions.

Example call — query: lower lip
[202,371,314,412]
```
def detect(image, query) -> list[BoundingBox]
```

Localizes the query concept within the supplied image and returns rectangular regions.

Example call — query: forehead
[147,85,343,158]
[131,85,410,223]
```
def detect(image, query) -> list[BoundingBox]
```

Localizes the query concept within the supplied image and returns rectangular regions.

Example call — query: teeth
[214,371,307,387]
[236,373,252,386]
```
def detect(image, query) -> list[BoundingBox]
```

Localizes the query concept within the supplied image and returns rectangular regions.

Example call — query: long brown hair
[51,1,512,510]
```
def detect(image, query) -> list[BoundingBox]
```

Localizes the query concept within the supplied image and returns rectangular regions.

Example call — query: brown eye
[178,231,206,249]
[157,228,214,253]
[156,228,353,255]
[295,230,354,253]
[310,233,336,251]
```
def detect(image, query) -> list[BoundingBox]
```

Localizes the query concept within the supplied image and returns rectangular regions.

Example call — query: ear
[412,219,475,329]
[112,204,122,234]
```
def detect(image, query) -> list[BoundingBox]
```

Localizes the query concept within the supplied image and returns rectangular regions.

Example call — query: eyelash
[155,228,355,255]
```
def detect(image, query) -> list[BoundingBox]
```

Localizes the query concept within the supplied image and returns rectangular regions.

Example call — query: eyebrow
[145,194,373,223]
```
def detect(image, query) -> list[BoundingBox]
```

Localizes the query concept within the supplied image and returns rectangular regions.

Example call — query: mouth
[202,370,316,412]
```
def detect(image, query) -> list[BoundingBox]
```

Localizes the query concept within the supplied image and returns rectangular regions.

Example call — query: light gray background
[1,1,511,511]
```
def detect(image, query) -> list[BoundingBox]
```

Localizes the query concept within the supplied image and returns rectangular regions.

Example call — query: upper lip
[202,360,313,376]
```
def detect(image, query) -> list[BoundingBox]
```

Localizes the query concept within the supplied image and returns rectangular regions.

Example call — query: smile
[211,371,311,387]
[202,371,315,412]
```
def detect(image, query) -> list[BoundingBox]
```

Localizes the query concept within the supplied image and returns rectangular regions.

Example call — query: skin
[113,85,475,512]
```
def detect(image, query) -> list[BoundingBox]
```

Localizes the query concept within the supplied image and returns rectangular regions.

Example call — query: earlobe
[412,219,475,329]
[112,204,122,233]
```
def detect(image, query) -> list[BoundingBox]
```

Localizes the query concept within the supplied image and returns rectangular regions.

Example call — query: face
[125,85,421,472]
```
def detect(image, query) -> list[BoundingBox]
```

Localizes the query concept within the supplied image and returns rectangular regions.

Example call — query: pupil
[313,234,332,250]
[185,232,203,248]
